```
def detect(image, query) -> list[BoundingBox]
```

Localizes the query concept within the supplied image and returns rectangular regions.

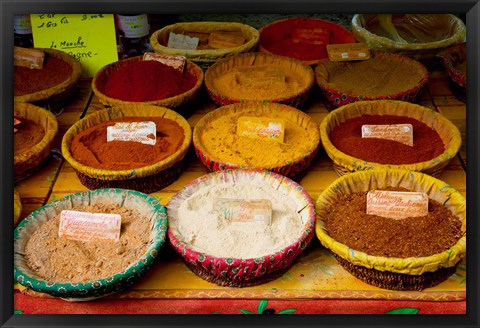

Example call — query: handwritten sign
[106,121,157,145]
[362,124,413,146]
[31,14,118,77]
[142,52,186,72]
[167,32,199,50]
[58,210,122,242]
[366,190,429,220]
[237,116,285,143]
[213,199,272,224]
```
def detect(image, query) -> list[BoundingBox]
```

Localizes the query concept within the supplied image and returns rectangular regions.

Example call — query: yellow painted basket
[320,100,462,177]
[14,189,22,227]
[92,56,204,109]
[315,169,466,291]
[14,48,82,112]
[61,105,192,194]
[150,21,260,69]
[14,102,58,181]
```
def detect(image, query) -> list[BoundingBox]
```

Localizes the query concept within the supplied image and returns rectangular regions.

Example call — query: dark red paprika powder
[329,115,445,164]
[100,60,197,102]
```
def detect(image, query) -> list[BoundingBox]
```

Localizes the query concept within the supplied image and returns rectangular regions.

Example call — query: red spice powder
[329,115,445,164]
[14,55,72,96]
[101,60,197,102]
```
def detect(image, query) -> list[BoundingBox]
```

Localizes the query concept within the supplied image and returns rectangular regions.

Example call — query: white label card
[366,190,429,220]
[362,124,414,146]
[167,32,199,50]
[107,121,156,145]
[58,210,122,242]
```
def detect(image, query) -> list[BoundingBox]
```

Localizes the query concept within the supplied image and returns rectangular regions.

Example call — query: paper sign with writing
[30,14,118,77]
[106,121,156,145]
[237,116,285,143]
[366,190,429,220]
[167,32,199,50]
[14,46,45,69]
[327,43,371,61]
[362,124,413,146]
[213,199,272,224]
[142,52,186,72]
[58,210,122,242]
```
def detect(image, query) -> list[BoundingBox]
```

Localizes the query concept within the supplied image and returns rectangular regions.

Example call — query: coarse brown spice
[14,116,45,155]
[24,203,152,283]
[323,188,463,258]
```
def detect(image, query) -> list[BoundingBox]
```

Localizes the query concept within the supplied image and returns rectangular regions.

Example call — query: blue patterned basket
[14,188,168,301]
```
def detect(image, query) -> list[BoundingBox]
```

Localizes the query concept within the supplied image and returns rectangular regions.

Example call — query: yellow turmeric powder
[212,65,306,100]
[199,108,318,167]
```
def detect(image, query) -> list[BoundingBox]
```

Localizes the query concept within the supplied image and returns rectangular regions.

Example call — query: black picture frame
[1,1,479,327]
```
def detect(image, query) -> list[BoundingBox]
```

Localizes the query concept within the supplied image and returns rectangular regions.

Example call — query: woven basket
[352,14,466,69]
[258,17,356,66]
[167,169,316,287]
[14,48,82,112]
[193,102,320,181]
[150,21,260,70]
[315,169,466,291]
[61,106,192,194]
[315,51,429,108]
[442,43,466,102]
[14,189,22,227]
[14,102,58,181]
[320,100,462,177]
[205,52,314,108]
[14,188,168,300]
[92,56,204,109]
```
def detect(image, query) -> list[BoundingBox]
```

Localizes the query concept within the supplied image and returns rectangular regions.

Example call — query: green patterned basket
[14,188,168,301]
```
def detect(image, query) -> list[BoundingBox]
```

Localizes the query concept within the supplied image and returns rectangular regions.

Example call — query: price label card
[14,46,45,69]
[237,116,285,143]
[30,14,118,77]
[107,122,156,145]
[167,32,199,50]
[362,124,413,146]
[142,52,186,72]
[58,210,122,242]
[213,199,272,225]
[327,43,371,61]
[366,190,429,220]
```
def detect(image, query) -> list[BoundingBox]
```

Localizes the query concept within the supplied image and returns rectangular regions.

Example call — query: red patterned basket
[258,17,356,66]
[442,43,466,102]
[204,52,314,108]
[167,169,316,287]
[192,102,320,181]
[315,51,429,108]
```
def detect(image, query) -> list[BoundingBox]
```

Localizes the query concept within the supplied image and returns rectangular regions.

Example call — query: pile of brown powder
[14,116,45,155]
[323,189,463,258]
[24,203,151,283]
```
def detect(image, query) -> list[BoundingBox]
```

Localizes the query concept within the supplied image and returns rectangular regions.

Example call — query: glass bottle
[115,14,153,59]
[14,14,34,48]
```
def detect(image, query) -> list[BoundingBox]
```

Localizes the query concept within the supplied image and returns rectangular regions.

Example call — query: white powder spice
[173,182,307,259]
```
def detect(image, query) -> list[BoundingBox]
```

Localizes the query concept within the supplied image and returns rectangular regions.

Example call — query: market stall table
[14,70,467,314]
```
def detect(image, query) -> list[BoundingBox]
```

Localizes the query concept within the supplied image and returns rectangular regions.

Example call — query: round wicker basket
[442,43,466,103]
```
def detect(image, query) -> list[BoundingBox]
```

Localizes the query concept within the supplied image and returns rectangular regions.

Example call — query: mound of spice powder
[329,115,445,164]
[70,116,185,170]
[14,54,72,96]
[323,188,463,258]
[14,116,45,155]
[100,60,197,102]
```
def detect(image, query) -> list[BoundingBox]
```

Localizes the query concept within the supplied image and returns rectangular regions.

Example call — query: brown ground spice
[14,54,73,96]
[70,116,185,170]
[24,203,151,283]
[14,116,45,155]
[323,188,463,258]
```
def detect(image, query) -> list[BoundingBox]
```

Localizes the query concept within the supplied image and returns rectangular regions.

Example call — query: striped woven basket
[92,56,204,109]
[150,21,260,70]
[320,100,462,177]
[14,48,82,113]
[315,169,466,291]
[61,105,192,194]
[14,103,58,182]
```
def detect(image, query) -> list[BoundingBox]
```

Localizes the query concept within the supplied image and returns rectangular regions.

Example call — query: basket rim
[150,21,260,59]
[13,188,168,297]
[14,48,82,103]
[319,100,463,173]
[351,14,466,51]
[91,56,204,107]
[314,50,430,99]
[314,168,466,275]
[14,102,58,165]
[61,105,192,180]
[204,52,315,104]
[166,169,316,269]
[192,102,321,171]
